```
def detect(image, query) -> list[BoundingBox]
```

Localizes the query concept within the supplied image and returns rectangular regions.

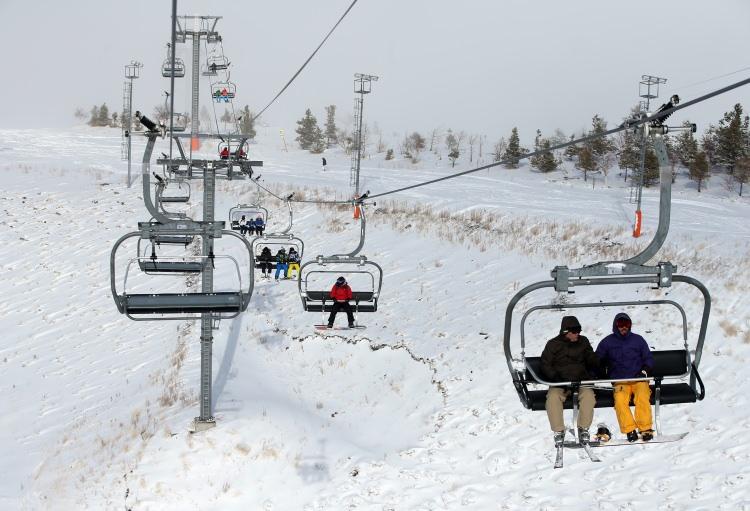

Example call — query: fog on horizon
[1,0,748,146]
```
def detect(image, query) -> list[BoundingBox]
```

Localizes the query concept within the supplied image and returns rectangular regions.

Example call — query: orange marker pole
[632,209,642,238]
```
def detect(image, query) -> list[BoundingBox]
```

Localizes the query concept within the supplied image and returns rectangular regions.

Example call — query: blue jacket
[595,312,653,380]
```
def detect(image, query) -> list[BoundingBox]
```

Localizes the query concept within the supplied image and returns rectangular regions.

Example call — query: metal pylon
[196,162,216,430]
[349,96,361,189]
[121,81,131,161]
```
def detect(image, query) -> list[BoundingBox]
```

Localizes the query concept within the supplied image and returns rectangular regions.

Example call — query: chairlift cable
[250,0,359,124]
[363,76,750,201]
[280,76,750,207]
[671,65,750,92]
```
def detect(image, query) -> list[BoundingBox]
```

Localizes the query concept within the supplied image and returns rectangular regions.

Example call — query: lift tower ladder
[349,73,378,197]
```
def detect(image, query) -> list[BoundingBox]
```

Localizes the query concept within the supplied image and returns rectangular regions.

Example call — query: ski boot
[553,430,565,447]
[577,428,590,444]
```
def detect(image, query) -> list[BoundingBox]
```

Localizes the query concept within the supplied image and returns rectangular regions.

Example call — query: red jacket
[330,283,352,302]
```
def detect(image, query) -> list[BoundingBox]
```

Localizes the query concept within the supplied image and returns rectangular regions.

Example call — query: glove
[640,366,651,377]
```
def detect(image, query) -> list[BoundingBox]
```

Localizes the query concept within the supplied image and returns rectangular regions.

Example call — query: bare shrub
[719,319,739,338]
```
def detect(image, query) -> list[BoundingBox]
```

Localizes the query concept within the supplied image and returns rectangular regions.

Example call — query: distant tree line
[75,104,119,127]
[232,98,750,196]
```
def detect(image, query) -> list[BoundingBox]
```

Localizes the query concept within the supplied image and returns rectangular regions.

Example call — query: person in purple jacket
[596,312,655,442]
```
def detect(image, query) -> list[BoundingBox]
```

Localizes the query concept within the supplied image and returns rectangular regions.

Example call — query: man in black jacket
[541,316,600,446]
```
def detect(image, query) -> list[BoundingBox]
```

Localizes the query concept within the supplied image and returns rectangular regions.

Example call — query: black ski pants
[327,300,354,326]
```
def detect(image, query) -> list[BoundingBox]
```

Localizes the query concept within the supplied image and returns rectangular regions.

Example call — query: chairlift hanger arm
[332,202,366,258]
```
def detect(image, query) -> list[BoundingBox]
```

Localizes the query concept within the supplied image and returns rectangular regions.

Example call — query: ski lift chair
[212,81,236,103]
[502,125,708,441]
[219,140,248,160]
[161,58,185,78]
[505,292,708,437]
[207,55,230,72]
[251,233,305,270]
[229,204,268,231]
[111,224,254,320]
[298,255,383,322]
[168,112,188,132]
[297,195,381,318]
[159,179,191,204]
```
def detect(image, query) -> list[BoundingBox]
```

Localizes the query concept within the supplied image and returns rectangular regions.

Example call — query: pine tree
[643,148,660,187]
[239,105,256,138]
[688,150,709,192]
[673,120,699,167]
[563,134,579,161]
[88,105,99,126]
[715,103,749,173]
[734,156,750,196]
[502,127,522,168]
[98,103,110,126]
[324,105,337,147]
[529,129,542,169]
[310,125,326,153]
[701,127,717,167]
[295,108,320,150]
[588,115,614,161]
[617,129,640,181]
[576,146,596,179]
[536,140,558,172]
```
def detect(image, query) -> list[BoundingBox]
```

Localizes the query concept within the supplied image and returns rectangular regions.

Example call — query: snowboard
[565,432,688,448]
[314,324,366,332]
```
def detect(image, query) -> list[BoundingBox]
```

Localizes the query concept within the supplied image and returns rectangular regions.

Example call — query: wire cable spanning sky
[1,0,748,145]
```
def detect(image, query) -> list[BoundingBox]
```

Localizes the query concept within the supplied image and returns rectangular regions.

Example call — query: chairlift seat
[123,292,243,314]
[138,260,205,273]
[153,235,194,245]
[521,350,701,411]
[160,196,189,203]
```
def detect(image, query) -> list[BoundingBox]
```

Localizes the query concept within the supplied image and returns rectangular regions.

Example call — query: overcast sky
[1,0,749,145]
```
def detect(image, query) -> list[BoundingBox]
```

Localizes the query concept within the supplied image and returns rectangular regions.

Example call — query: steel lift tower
[632,74,667,237]
[350,73,379,199]
[122,61,142,188]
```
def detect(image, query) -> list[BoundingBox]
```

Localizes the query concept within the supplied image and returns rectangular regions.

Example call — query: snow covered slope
[1,126,749,510]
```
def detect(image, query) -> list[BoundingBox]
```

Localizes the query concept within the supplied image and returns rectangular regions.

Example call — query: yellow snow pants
[287,263,300,278]
[613,381,652,433]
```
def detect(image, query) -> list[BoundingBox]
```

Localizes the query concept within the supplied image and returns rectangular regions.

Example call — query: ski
[581,441,601,462]
[553,445,564,469]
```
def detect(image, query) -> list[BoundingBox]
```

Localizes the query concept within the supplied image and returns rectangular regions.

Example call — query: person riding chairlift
[219,146,230,159]
[327,276,355,329]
